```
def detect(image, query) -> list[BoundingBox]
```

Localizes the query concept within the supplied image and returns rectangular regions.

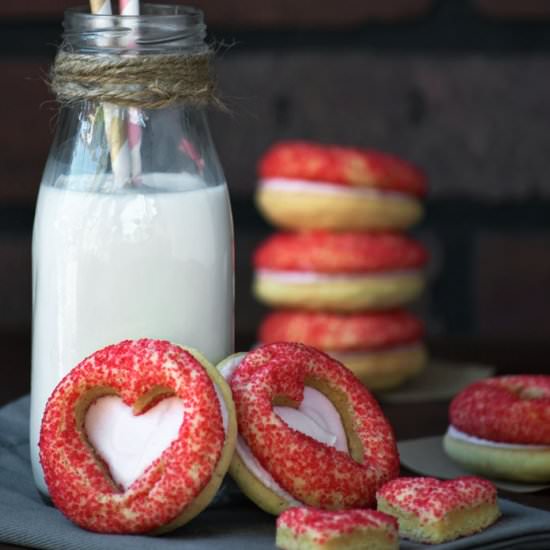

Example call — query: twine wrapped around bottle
[51,50,219,109]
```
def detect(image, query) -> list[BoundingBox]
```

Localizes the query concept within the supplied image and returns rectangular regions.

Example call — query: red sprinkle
[259,309,424,352]
[253,231,428,274]
[449,375,550,444]
[259,141,427,196]
[377,476,497,523]
[277,506,398,545]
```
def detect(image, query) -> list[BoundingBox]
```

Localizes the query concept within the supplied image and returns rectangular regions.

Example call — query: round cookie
[218,343,399,515]
[39,339,237,534]
[444,375,550,482]
[259,310,427,390]
[253,231,428,311]
[256,141,427,231]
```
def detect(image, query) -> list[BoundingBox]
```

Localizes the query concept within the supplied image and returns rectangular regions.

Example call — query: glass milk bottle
[30,5,234,494]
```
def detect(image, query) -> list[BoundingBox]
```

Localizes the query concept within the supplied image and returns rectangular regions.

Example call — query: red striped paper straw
[119,0,140,16]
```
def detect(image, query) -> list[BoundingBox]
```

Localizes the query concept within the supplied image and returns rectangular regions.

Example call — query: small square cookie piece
[276,507,399,550]
[377,476,501,544]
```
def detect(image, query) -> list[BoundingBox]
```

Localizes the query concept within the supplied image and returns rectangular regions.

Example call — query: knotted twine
[51,50,220,109]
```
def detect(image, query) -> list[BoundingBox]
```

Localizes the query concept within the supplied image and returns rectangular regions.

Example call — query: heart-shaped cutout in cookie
[85,395,185,490]
[274,387,348,452]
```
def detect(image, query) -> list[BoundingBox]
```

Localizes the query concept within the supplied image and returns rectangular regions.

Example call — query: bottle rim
[63,3,207,54]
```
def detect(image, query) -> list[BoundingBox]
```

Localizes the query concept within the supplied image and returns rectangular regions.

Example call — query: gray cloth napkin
[1,396,550,549]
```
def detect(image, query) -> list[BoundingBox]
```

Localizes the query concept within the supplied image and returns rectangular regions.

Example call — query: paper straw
[90,0,131,188]
[90,0,112,15]
[120,0,142,181]
[104,108,131,186]
[119,0,140,15]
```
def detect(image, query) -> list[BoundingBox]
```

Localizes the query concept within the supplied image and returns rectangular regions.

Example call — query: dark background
[1,0,550,357]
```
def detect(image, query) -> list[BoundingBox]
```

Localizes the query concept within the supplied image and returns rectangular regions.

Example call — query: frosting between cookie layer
[447,425,550,450]
[260,178,414,201]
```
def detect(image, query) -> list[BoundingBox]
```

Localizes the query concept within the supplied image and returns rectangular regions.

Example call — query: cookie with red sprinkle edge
[276,507,399,550]
[256,141,427,231]
[39,339,237,534]
[223,342,400,515]
[260,309,423,351]
[377,476,500,544]
[253,232,428,312]
[259,309,427,390]
[254,231,427,274]
[259,141,426,195]
[444,375,550,482]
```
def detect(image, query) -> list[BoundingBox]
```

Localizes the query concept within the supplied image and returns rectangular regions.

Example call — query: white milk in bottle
[31,175,234,495]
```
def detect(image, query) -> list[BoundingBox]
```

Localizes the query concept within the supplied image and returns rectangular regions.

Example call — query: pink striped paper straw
[120,0,143,182]
[119,0,140,16]
[89,0,132,188]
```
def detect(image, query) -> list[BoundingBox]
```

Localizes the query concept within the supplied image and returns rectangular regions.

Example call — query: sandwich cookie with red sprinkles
[253,231,428,312]
[256,141,426,231]
[259,309,427,391]
[276,507,399,550]
[39,339,237,534]
[217,342,399,515]
[444,375,550,482]
[377,476,500,544]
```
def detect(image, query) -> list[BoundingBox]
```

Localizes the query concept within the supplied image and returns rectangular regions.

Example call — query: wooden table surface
[1,331,549,548]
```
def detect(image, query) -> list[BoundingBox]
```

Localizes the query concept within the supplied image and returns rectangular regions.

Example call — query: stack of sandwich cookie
[253,141,429,390]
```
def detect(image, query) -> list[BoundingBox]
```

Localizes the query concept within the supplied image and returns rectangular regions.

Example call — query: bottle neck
[62,4,207,55]
[53,5,215,111]
[44,5,223,193]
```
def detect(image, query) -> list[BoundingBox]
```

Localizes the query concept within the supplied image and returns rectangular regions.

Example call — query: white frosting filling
[218,354,349,504]
[447,425,550,450]
[218,353,247,381]
[213,384,229,434]
[85,388,228,491]
[259,177,413,201]
[256,268,420,283]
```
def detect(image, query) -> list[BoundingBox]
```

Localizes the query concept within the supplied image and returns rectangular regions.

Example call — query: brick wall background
[1,0,550,341]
